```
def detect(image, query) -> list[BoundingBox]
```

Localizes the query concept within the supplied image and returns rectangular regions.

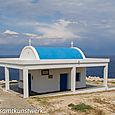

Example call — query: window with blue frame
[76,73,81,82]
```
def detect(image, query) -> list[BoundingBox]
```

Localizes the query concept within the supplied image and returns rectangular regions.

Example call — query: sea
[0,55,114,80]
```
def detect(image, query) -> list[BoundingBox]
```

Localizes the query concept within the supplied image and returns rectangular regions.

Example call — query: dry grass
[28,90,115,115]
[32,97,50,106]
[93,97,115,113]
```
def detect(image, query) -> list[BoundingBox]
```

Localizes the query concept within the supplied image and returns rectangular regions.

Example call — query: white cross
[29,39,32,46]
[71,41,74,48]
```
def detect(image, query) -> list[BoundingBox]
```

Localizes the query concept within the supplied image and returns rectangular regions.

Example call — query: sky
[0,0,115,56]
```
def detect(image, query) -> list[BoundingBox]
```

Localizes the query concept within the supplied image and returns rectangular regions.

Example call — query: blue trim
[35,47,83,59]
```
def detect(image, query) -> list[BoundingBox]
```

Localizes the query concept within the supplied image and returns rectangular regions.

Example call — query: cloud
[13,19,80,39]
[0,0,115,55]
[0,29,67,47]
[23,33,41,39]
[2,29,41,39]
[3,30,19,35]
[36,19,80,39]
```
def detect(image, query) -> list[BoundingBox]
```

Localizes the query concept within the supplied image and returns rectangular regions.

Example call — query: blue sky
[0,0,115,56]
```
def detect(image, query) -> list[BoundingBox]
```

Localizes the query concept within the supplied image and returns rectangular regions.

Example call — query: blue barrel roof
[35,47,84,59]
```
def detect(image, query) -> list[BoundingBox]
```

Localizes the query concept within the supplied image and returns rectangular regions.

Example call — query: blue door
[60,73,68,91]
[28,73,31,94]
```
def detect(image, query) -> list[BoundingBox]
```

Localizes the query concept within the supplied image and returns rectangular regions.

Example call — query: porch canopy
[0,57,109,98]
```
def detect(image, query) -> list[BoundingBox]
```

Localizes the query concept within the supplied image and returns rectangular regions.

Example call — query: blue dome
[35,47,85,60]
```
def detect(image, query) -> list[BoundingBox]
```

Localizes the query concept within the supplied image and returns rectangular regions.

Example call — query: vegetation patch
[110,81,115,84]
[68,103,93,112]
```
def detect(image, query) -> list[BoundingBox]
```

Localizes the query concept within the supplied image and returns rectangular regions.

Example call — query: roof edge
[72,47,86,59]
[20,46,40,60]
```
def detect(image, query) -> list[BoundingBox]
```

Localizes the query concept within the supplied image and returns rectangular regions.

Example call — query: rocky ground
[28,90,115,115]
[86,76,115,87]
[0,79,114,115]
[27,78,115,115]
[0,83,42,115]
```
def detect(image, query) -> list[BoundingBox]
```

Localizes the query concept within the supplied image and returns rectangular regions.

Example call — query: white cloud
[3,30,19,35]
[23,33,41,39]
[2,29,40,39]
[37,19,80,39]
[0,19,80,46]
[1,19,80,39]
[16,19,80,39]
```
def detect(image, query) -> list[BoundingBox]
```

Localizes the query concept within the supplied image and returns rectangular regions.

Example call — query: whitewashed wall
[76,68,86,88]
[20,47,38,60]
[27,68,86,93]
[30,69,60,93]
[67,68,86,89]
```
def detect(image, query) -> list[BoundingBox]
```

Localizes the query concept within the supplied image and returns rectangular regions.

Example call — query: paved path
[37,87,115,98]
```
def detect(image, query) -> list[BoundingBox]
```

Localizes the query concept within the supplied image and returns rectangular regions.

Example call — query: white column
[103,64,108,89]
[5,67,10,90]
[23,68,29,98]
[71,66,76,92]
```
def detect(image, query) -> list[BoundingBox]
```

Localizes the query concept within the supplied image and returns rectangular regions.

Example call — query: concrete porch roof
[0,58,110,70]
